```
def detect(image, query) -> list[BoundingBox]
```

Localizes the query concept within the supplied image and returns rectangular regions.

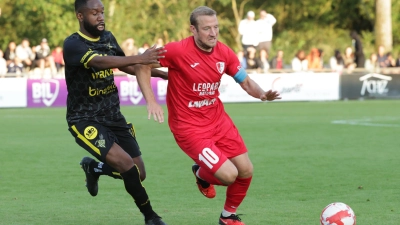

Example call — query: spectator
[155,38,164,48]
[236,50,247,70]
[52,46,64,73]
[138,42,150,55]
[343,47,356,69]
[35,38,57,76]
[270,50,284,69]
[291,50,308,71]
[15,38,35,70]
[0,50,7,77]
[377,45,389,68]
[307,48,322,70]
[238,11,258,55]
[4,41,17,66]
[386,52,396,67]
[121,38,138,56]
[364,53,378,71]
[329,49,344,71]
[258,49,270,72]
[396,54,400,67]
[318,48,325,68]
[245,47,261,70]
[256,10,276,54]
[7,57,24,76]
[350,31,365,68]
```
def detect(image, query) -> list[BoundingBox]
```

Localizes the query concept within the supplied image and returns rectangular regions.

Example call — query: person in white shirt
[291,50,308,71]
[15,38,35,69]
[256,10,276,54]
[238,11,259,56]
[0,50,7,77]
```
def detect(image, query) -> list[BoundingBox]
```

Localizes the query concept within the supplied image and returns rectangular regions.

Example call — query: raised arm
[239,76,281,101]
[133,64,165,123]
[87,46,165,70]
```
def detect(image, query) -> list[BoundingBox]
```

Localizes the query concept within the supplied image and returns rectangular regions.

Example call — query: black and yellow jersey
[63,30,126,126]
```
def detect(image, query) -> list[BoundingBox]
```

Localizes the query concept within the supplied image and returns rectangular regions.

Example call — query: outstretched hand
[260,90,281,101]
[140,45,166,65]
[147,101,164,123]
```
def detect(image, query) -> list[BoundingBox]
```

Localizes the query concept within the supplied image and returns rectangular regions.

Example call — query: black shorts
[68,120,141,162]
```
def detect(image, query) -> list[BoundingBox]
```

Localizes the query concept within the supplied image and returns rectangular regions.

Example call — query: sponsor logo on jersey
[216,62,225,74]
[91,69,114,79]
[188,98,216,108]
[84,126,98,140]
[192,82,220,96]
[89,82,117,96]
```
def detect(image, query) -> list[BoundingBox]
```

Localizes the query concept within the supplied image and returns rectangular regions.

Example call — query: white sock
[222,209,235,217]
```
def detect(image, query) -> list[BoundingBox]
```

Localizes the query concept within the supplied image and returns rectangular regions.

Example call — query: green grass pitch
[0,100,399,225]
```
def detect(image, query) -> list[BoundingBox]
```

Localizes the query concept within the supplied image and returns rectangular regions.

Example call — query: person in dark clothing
[350,31,365,68]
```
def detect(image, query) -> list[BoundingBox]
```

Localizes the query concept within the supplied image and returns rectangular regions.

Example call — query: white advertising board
[219,72,340,102]
[0,78,27,108]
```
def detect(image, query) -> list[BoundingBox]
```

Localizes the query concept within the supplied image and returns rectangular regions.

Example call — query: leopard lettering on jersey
[192,82,220,96]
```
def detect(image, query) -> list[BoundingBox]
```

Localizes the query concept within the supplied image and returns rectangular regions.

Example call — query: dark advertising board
[340,72,400,99]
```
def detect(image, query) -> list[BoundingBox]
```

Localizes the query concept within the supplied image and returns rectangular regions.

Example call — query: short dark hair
[190,6,216,30]
[75,0,89,12]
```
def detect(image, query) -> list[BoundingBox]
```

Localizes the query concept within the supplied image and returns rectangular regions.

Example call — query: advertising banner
[219,72,340,102]
[340,72,400,99]
[0,78,27,108]
[25,76,167,108]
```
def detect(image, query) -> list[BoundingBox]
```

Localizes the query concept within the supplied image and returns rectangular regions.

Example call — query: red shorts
[173,117,247,174]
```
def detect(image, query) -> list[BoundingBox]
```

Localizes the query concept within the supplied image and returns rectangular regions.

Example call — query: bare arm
[133,64,164,123]
[119,65,168,80]
[87,46,165,70]
[239,76,281,101]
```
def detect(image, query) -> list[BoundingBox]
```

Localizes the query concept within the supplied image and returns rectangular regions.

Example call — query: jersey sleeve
[63,36,99,69]
[224,47,242,77]
[158,41,182,68]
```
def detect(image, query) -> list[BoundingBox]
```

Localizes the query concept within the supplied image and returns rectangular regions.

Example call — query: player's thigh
[69,121,116,163]
[111,123,145,176]
[229,153,253,178]
[174,133,228,174]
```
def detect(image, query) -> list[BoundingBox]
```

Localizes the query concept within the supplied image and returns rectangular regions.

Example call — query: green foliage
[0,0,398,61]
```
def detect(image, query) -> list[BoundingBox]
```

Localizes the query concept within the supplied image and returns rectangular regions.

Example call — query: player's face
[191,15,219,52]
[80,0,105,37]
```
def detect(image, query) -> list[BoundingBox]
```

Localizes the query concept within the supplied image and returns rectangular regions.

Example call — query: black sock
[89,160,122,179]
[121,165,155,220]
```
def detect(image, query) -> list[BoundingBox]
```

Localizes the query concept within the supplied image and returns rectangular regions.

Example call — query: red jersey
[159,37,241,134]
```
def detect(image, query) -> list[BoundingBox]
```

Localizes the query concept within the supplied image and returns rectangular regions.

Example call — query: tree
[375,0,392,51]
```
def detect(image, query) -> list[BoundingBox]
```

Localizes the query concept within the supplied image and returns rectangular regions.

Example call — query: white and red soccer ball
[320,202,356,225]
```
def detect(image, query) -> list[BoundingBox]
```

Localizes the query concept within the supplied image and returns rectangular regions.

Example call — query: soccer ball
[320,202,356,225]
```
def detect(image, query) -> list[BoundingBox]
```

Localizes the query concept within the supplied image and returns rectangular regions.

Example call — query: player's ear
[189,25,197,34]
[76,12,84,22]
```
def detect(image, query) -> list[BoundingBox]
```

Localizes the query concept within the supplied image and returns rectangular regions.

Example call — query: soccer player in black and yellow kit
[64,0,167,224]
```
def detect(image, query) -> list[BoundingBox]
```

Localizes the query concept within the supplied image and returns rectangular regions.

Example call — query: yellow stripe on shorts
[71,125,101,156]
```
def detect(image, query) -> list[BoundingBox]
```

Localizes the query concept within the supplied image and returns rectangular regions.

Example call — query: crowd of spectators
[238,9,400,74]
[0,38,64,79]
[1,12,399,79]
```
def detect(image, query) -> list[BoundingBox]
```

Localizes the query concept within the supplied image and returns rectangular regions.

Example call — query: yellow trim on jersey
[112,172,121,177]
[71,125,101,156]
[84,53,100,69]
[77,30,100,42]
[127,122,136,137]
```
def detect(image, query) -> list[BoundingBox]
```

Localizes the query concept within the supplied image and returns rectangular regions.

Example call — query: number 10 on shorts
[199,148,219,169]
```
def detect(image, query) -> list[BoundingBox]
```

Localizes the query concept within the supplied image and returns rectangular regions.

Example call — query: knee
[219,169,238,186]
[238,163,254,178]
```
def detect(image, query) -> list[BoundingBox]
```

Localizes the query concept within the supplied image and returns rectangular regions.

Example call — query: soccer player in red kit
[135,6,281,225]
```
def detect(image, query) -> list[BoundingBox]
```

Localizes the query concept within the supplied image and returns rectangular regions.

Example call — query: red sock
[198,167,223,185]
[224,176,252,213]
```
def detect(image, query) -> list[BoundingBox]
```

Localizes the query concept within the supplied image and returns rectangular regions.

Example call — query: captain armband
[233,67,248,83]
